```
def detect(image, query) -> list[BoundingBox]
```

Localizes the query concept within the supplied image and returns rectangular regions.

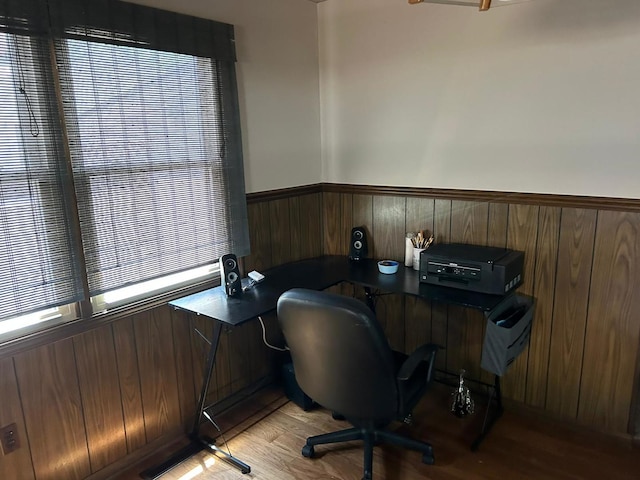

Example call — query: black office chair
[277,288,438,480]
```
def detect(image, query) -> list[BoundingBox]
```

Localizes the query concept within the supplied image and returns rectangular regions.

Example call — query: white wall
[319,0,640,198]
[129,0,322,193]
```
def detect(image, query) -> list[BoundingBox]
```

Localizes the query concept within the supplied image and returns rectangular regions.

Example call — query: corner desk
[142,255,524,479]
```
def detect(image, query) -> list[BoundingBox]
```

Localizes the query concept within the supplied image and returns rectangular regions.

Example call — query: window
[60,41,238,301]
[0,0,249,340]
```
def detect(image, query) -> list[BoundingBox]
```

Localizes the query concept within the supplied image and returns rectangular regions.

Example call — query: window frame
[0,0,248,348]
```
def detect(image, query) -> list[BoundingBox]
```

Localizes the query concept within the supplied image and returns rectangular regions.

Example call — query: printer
[420,243,524,295]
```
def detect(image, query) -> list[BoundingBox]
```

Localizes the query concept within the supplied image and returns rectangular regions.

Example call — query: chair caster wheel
[332,411,345,421]
[422,454,435,465]
[302,445,315,458]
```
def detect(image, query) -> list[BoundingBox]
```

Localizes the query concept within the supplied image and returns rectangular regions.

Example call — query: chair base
[301,426,434,480]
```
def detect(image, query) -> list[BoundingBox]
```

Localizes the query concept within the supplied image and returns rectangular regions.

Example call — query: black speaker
[349,226,368,260]
[220,253,241,297]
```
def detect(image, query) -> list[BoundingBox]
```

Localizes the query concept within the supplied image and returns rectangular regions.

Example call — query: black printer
[420,243,524,295]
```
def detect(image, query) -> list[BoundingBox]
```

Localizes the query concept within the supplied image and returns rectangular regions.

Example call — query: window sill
[0,276,221,359]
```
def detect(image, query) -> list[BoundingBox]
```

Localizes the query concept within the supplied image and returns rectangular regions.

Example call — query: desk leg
[471,374,504,451]
[140,321,251,479]
[191,322,223,437]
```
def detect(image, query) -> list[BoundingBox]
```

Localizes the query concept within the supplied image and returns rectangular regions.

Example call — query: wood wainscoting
[1,184,638,480]
[0,306,278,480]
[320,184,640,440]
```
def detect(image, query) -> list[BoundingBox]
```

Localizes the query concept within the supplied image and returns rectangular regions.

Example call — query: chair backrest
[277,288,399,421]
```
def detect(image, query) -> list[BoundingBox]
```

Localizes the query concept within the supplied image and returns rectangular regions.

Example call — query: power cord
[241,279,257,292]
[258,316,289,352]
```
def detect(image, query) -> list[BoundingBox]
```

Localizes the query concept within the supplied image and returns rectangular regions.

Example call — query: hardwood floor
[117,385,639,480]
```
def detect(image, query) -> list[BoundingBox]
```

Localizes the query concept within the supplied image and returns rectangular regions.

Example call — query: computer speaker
[349,226,368,260]
[220,253,241,297]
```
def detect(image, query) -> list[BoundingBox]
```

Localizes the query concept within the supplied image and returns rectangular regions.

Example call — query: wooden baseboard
[88,377,277,480]
[87,428,187,480]
[502,396,636,447]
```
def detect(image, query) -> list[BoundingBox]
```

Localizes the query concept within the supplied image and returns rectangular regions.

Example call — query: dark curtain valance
[0,0,236,61]
[0,0,49,35]
[48,0,236,61]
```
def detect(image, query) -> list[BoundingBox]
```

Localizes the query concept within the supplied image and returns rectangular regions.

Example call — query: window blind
[1,0,249,324]
[0,0,84,321]
[50,0,249,295]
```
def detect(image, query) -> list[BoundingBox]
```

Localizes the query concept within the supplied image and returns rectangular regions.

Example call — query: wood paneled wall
[322,189,640,437]
[1,187,638,479]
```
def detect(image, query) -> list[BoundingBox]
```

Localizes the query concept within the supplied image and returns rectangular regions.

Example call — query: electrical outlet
[0,423,20,455]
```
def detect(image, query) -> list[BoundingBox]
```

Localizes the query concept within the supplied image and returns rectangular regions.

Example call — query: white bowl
[377,260,399,274]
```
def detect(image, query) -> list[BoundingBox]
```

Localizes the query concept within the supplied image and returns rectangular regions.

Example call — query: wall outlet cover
[0,423,20,454]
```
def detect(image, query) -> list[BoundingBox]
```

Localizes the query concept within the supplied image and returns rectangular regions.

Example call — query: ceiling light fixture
[409,0,520,12]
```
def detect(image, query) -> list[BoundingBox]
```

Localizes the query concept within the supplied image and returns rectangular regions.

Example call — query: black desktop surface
[169,256,348,325]
[169,255,510,325]
[345,258,509,311]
